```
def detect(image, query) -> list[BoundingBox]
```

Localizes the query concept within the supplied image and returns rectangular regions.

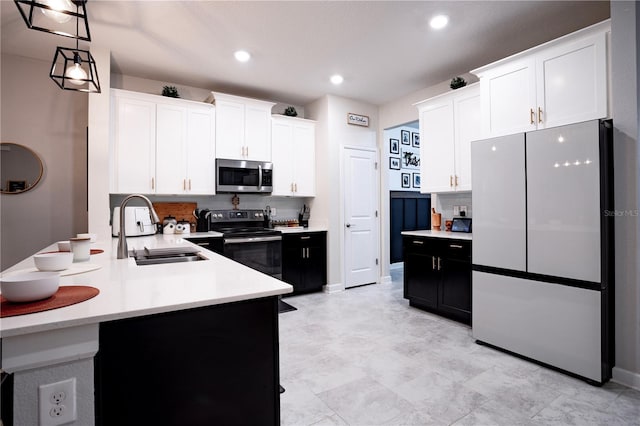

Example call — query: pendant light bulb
[65,53,87,85]
[40,0,75,24]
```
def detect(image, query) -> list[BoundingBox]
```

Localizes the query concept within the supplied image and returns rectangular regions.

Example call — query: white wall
[611,1,640,389]
[1,54,88,270]
[306,95,378,291]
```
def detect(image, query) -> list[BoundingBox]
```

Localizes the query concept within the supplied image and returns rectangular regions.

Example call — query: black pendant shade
[50,46,101,93]
[14,0,91,41]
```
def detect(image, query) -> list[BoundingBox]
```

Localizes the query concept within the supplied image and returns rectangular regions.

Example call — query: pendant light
[14,0,91,41]
[48,0,100,92]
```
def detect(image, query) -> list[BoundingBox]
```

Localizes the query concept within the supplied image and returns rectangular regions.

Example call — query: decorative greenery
[450,77,467,90]
[162,85,180,98]
[284,106,298,117]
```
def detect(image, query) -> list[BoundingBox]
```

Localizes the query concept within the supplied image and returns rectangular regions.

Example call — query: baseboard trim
[323,282,345,293]
[612,366,640,390]
[380,275,392,285]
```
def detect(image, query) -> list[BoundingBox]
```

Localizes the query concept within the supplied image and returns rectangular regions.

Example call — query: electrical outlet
[459,205,468,216]
[271,207,277,217]
[39,378,77,426]
[453,205,460,216]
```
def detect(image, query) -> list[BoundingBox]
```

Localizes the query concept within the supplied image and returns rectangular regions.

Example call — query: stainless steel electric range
[209,209,282,279]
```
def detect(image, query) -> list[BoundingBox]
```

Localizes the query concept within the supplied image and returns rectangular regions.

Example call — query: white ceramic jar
[70,237,91,262]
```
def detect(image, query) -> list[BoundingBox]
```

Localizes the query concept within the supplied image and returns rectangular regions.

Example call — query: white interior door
[343,148,378,288]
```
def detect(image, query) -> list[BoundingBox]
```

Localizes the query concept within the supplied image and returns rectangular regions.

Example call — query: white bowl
[57,240,71,252]
[77,233,97,243]
[0,271,60,302]
[33,252,73,271]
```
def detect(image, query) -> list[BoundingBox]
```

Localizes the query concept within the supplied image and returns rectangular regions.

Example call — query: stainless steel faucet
[117,194,160,259]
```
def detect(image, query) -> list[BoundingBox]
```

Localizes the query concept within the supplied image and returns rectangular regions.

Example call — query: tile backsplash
[433,192,472,221]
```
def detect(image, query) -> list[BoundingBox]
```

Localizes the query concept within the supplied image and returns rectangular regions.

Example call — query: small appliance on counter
[112,207,156,237]
[451,217,472,233]
[194,208,212,232]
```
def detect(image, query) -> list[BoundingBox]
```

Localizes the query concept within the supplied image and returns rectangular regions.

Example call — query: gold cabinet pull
[538,107,543,123]
[450,175,453,187]
[189,179,192,190]
[183,179,186,190]
[151,177,155,190]
[294,183,298,192]
[455,175,459,187]
[530,108,535,124]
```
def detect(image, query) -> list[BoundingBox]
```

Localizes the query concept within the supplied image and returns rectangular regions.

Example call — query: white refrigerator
[471,119,614,384]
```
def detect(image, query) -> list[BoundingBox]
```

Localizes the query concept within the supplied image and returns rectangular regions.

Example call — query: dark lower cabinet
[282,232,327,294]
[403,236,471,324]
[95,297,280,426]
[186,237,224,254]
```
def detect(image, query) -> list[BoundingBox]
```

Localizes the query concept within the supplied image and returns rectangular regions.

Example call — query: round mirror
[0,143,44,194]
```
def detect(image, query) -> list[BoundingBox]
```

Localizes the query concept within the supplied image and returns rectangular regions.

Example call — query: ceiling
[1,1,610,106]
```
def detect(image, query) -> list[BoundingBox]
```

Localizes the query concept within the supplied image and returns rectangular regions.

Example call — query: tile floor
[278,268,640,426]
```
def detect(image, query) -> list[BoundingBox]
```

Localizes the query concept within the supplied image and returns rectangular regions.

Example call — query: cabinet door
[303,243,326,291]
[536,32,607,129]
[215,99,244,160]
[282,245,304,290]
[271,121,294,196]
[156,103,188,194]
[245,104,272,161]
[292,123,316,196]
[111,96,156,193]
[480,58,537,138]
[404,239,438,308]
[438,257,471,322]
[186,106,216,194]
[453,89,481,191]
[420,101,455,193]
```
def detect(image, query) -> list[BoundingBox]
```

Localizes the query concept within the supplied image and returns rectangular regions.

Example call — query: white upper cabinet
[185,106,216,194]
[110,89,216,195]
[271,116,316,197]
[473,21,609,138]
[211,92,275,161]
[110,92,156,194]
[415,83,481,193]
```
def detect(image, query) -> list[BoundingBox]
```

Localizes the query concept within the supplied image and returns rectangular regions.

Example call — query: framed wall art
[401,148,420,170]
[401,130,410,145]
[412,132,420,148]
[389,157,401,170]
[412,173,421,188]
[390,138,400,154]
[401,173,410,188]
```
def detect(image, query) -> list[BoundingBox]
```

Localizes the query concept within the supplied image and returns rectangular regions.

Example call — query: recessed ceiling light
[430,14,449,30]
[330,74,344,85]
[234,50,251,62]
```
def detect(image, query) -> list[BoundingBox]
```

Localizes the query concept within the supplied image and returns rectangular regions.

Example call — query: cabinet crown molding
[471,19,610,77]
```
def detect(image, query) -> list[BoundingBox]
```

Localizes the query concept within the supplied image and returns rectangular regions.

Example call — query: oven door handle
[224,236,282,244]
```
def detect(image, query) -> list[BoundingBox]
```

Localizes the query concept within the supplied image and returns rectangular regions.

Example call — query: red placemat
[0,286,99,318]
[40,249,104,255]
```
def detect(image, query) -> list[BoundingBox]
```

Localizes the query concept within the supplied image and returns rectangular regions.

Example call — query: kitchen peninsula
[0,234,292,425]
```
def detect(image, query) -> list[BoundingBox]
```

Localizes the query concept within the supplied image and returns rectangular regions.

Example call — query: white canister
[70,237,91,262]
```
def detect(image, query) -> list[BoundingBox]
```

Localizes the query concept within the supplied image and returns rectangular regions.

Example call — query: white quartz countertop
[0,234,292,338]
[401,230,472,241]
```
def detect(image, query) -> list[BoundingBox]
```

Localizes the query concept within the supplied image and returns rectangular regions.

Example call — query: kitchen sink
[130,248,208,266]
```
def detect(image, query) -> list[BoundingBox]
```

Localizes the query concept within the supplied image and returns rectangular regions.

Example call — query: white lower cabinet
[271,116,316,197]
[110,89,216,195]
[474,22,609,138]
[415,83,481,193]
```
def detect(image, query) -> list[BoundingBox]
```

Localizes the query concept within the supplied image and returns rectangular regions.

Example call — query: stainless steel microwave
[216,159,273,193]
